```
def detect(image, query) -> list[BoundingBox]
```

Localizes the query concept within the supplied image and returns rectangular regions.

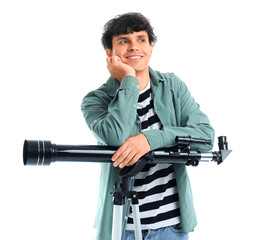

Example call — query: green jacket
[81,67,215,239]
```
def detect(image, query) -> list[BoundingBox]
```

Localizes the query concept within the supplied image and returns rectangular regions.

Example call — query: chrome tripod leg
[131,203,142,240]
[112,204,123,240]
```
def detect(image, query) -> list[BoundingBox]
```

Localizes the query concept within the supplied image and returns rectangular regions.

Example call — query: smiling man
[81,13,214,240]
[106,30,153,91]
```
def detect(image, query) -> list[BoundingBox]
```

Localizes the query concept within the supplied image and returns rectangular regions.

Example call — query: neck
[136,69,150,91]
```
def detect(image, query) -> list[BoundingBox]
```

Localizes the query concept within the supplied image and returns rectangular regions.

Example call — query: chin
[129,64,147,72]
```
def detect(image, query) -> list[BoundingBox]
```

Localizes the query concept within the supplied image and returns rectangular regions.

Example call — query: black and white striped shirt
[126,81,181,230]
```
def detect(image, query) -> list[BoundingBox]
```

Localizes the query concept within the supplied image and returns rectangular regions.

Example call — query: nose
[128,39,139,52]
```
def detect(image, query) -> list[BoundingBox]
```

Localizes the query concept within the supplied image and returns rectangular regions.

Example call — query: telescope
[23,136,231,240]
[23,136,231,177]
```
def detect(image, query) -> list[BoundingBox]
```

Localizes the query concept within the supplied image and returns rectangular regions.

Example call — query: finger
[113,148,133,167]
[112,144,132,167]
[112,144,127,162]
[111,55,122,63]
[126,153,141,167]
[119,151,137,168]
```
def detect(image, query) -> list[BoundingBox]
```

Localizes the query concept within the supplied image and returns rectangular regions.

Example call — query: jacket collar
[149,66,165,85]
[106,66,164,97]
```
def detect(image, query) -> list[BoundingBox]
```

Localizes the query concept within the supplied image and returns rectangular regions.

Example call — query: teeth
[128,56,142,59]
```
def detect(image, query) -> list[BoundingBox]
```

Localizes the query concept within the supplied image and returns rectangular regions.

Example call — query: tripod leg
[112,204,123,240]
[131,203,142,240]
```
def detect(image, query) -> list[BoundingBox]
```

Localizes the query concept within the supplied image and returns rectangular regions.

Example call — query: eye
[139,39,145,43]
[120,40,127,44]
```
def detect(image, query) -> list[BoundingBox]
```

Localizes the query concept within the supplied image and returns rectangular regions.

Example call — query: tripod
[112,176,142,240]
[23,136,232,240]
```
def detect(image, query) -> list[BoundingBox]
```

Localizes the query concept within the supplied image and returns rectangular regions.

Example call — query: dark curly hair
[101,12,157,50]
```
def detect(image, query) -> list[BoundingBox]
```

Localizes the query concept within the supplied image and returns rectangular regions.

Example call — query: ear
[106,49,112,57]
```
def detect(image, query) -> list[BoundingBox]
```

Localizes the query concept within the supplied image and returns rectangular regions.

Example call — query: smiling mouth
[126,56,143,59]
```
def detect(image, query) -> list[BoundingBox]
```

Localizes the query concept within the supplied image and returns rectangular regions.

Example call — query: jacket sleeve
[143,75,215,152]
[81,76,140,146]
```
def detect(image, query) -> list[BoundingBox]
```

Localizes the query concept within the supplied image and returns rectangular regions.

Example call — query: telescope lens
[23,140,52,166]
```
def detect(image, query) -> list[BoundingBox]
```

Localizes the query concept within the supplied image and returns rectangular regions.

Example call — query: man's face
[107,31,153,74]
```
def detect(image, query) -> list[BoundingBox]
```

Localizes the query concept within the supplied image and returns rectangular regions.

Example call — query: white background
[1,0,263,239]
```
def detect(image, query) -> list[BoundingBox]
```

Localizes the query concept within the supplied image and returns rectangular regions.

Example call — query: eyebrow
[116,36,129,41]
[116,34,147,41]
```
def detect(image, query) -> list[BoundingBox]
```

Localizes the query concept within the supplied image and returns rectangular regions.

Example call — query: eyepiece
[23,140,53,166]
[218,136,228,150]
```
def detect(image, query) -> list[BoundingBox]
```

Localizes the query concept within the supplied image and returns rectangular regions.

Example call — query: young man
[81,12,214,240]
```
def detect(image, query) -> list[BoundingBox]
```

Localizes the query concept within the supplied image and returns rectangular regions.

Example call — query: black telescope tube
[23,141,215,166]
[54,144,117,163]
[23,140,192,166]
[23,140,116,166]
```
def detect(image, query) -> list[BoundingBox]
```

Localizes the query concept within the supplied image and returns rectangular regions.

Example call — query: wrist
[120,75,139,90]
[124,68,136,78]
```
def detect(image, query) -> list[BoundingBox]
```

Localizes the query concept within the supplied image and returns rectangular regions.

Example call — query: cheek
[148,47,153,56]
[113,49,125,61]
[112,44,125,55]
[146,44,153,56]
